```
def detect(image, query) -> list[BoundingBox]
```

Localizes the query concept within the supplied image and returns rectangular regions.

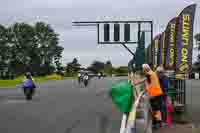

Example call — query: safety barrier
[0,71,15,80]
[168,78,186,112]
[120,91,153,133]
[120,72,187,133]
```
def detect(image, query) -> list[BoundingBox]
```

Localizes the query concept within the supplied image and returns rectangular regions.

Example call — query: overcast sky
[1,0,200,67]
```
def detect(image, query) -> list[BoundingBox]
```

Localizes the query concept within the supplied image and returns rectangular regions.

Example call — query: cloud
[0,0,199,66]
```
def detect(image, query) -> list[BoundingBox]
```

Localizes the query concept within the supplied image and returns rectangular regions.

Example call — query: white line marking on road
[0,99,27,104]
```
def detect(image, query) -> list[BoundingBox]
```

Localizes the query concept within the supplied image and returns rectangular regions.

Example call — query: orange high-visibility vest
[145,71,163,97]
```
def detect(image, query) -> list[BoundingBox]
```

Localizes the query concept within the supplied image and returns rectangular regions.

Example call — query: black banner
[158,32,166,66]
[164,17,178,70]
[175,4,196,79]
[153,34,162,68]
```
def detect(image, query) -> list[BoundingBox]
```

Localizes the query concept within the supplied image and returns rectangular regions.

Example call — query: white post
[120,114,127,133]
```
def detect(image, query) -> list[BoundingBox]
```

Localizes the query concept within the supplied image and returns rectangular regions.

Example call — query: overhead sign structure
[73,20,153,57]
[114,23,120,42]
[97,21,152,45]
[101,23,133,44]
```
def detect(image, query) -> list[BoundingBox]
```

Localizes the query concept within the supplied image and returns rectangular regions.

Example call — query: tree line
[194,33,200,71]
[65,58,129,77]
[0,22,64,76]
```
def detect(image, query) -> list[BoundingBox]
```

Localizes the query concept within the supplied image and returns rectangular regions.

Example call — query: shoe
[152,124,160,130]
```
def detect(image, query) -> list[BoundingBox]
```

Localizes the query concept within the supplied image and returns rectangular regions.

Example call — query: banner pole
[120,114,127,133]
[121,43,135,56]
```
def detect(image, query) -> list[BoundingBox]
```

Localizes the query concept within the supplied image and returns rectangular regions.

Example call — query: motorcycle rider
[98,73,101,79]
[83,73,89,87]
[77,73,82,84]
[22,72,36,100]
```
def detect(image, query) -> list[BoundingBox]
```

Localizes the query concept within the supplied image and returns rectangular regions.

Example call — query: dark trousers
[150,96,162,125]
[23,87,35,95]
[160,95,167,122]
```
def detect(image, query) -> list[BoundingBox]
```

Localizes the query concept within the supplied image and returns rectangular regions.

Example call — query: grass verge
[0,74,74,88]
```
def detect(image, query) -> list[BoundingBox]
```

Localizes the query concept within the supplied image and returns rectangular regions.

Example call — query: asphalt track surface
[186,80,200,126]
[0,78,200,133]
[0,77,126,133]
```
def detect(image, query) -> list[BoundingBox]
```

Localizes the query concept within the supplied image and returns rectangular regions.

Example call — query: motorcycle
[78,76,81,85]
[23,87,35,100]
[83,79,88,87]
[77,73,82,85]
[22,79,36,100]
[83,75,89,87]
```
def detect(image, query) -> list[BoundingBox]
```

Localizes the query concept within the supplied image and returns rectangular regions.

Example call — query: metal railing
[120,91,153,133]
[167,78,186,112]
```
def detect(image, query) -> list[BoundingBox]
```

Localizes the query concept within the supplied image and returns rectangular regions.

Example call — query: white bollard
[120,114,127,133]
[195,73,199,79]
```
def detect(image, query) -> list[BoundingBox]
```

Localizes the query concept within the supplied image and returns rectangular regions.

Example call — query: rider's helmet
[25,72,32,79]
[84,73,89,79]
[78,73,81,77]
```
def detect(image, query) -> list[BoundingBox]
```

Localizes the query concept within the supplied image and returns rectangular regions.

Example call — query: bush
[56,71,65,76]
[115,73,128,77]
[46,74,64,80]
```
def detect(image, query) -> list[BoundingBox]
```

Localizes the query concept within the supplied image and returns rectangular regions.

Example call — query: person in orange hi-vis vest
[133,64,163,129]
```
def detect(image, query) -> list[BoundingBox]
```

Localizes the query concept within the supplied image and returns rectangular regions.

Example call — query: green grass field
[0,77,23,87]
[0,74,70,88]
[192,126,199,133]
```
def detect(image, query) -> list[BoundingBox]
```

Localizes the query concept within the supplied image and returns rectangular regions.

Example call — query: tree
[6,23,35,74]
[0,25,9,71]
[72,58,78,64]
[114,66,128,75]
[54,46,64,72]
[195,33,200,43]
[88,60,105,73]
[104,60,113,76]
[35,22,63,75]
[194,33,200,71]
[3,22,64,76]
[66,58,81,76]
[0,22,64,76]
[106,60,112,66]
